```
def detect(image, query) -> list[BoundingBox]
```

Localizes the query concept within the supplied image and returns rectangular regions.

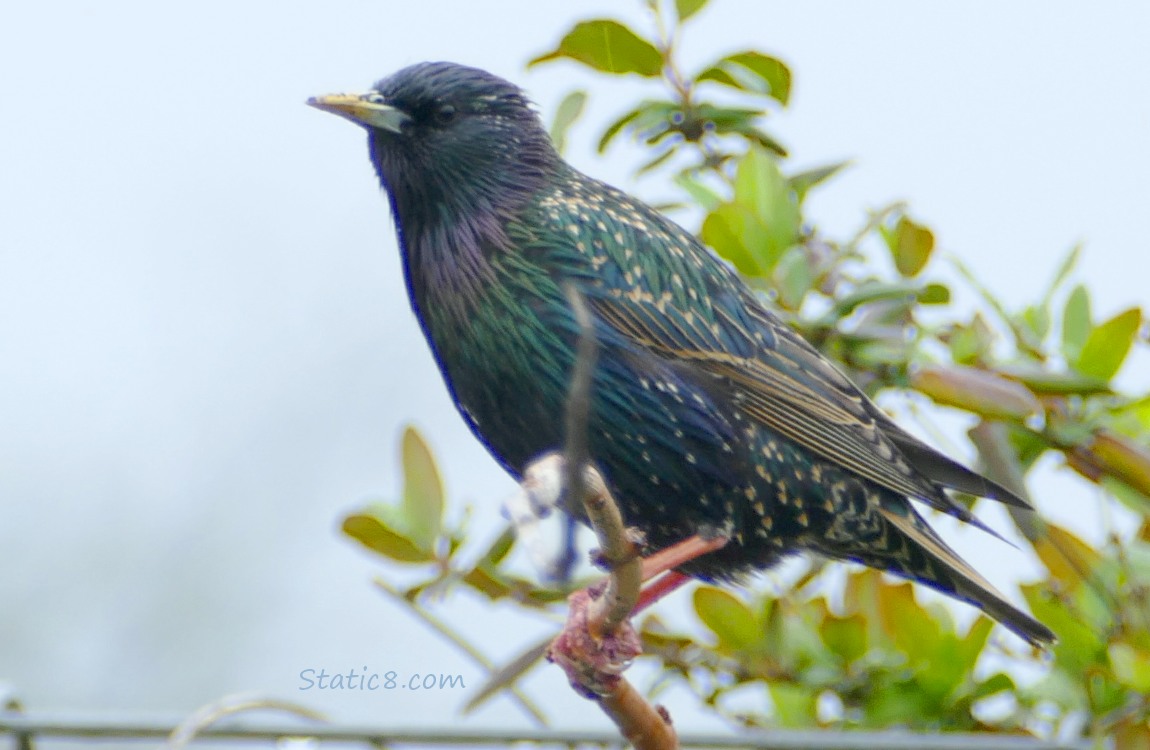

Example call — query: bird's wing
[529,181,1019,524]
[590,290,940,502]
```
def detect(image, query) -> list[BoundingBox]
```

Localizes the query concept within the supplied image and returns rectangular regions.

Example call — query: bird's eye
[435,104,457,125]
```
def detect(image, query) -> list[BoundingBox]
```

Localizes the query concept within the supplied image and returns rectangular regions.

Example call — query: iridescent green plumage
[310,61,1054,646]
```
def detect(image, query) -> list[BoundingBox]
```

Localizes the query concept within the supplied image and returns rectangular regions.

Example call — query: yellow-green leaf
[1061,284,1092,361]
[1021,583,1105,679]
[461,566,513,600]
[773,245,814,310]
[697,51,792,105]
[1032,523,1101,593]
[401,426,443,549]
[549,90,586,155]
[821,613,867,663]
[529,20,663,77]
[876,579,940,660]
[1075,306,1141,381]
[919,282,950,305]
[996,363,1110,396]
[342,514,434,563]
[701,204,766,276]
[887,216,934,277]
[733,147,800,270]
[674,0,709,23]
[1109,643,1150,692]
[789,160,851,203]
[693,586,759,651]
[769,683,817,728]
[1087,430,1150,498]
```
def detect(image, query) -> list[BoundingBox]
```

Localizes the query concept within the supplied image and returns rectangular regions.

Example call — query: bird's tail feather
[875,505,1056,647]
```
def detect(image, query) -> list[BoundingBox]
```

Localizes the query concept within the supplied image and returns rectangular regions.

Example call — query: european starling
[309,62,1054,646]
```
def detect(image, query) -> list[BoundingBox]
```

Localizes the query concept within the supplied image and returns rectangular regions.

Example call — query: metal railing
[0,711,1098,750]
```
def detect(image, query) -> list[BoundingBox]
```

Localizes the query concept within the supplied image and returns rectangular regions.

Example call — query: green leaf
[1088,431,1150,499]
[774,246,815,310]
[919,282,951,305]
[596,105,644,152]
[769,683,818,728]
[958,616,994,666]
[1021,583,1106,680]
[884,215,934,277]
[529,20,663,77]
[876,579,941,663]
[401,426,444,549]
[1044,243,1081,305]
[635,146,676,175]
[697,51,792,105]
[1075,306,1141,381]
[733,147,800,267]
[821,613,867,663]
[996,362,1110,396]
[700,150,798,275]
[701,204,766,276]
[1062,282,1090,361]
[827,280,919,320]
[789,160,851,204]
[969,672,1015,702]
[461,565,513,600]
[863,679,937,727]
[342,514,435,563]
[675,0,709,22]
[549,90,586,155]
[945,321,985,365]
[1020,303,1050,343]
[720,122,788,158]
[693,586,759,651]
[1032,523,1101,594]
[674,173,723,211]
[476,526,517,568]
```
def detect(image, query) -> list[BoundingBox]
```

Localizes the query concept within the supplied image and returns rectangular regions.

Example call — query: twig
[166,695,324,750]
[562,282,598,531]
[547,284,677,749]
[372,578,549,726]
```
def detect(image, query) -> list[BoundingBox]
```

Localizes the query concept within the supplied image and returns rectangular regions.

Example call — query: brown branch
[544,284,678,750]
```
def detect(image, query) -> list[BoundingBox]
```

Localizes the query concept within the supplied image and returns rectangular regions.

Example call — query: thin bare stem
[372,578,548,726]
[553,282,677,749]
[563,282,598,531]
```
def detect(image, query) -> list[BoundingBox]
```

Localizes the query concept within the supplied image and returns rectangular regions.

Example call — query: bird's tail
[863,503,1055,647]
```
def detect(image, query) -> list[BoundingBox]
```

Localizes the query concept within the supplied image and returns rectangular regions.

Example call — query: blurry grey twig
[554,284,675,749]
[562,282,598,532]
[969,420,1117,614]
[968,420,1046,543]
[372,577,548,726]
[562,283,642,635]
[166,695,324,750]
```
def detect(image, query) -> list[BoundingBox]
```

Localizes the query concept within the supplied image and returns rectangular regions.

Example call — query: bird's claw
[546,586,642,699]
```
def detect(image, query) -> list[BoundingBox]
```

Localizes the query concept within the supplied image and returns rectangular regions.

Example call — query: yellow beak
[306,93,411,133]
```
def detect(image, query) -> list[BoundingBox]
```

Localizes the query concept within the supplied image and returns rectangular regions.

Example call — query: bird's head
[309,62,560,229]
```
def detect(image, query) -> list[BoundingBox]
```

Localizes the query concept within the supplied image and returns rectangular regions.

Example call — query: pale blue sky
[1,0,1146,733]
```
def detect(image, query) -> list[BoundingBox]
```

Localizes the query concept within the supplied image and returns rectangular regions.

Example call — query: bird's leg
[630,534,729,615]
[639,534,729,582]
[634,571,692,614]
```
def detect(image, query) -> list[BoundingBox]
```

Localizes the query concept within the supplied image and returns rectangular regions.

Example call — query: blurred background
[1,0,1147,734]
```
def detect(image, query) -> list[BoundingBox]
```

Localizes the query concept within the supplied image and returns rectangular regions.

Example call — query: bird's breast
[411,253,576,477]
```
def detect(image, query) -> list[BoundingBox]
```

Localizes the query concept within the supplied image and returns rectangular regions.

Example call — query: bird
[308,61,1055,647]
